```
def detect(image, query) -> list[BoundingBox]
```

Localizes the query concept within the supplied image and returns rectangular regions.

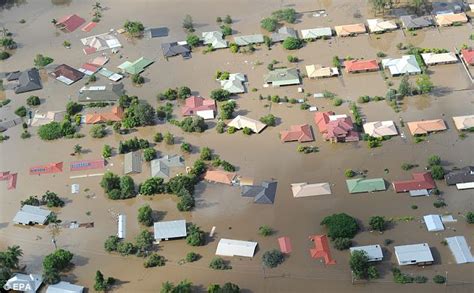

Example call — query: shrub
[416,74,433,94]
[333,238,352,250]
[262,250,284,268]
[186,224,205,246]
[132,74,144,85]
[320,213,359,240]
[219,100,236,119]
[300,103,310,110]
[466,212,474,224]
[154,132,163,143]
[242,127,253,135]
[0,51,10,60]
[369,216,386,232]
[117,242,136,256]
[350,250,379,280]
[90,124,106,138]
[185,252,199,263]
[209,257,231,270]
[260,114,276,126]
[21,131,31,139]
[118,137,150,153]
[15,106,27,117]
[260,17,278,32]
[428,155,441,166]
[401,163,416,171]
[137,204,153,226]
[258,225,273,236]
[229,43,239,53]
[210,89,231,101]
[183,14,194,32]
[282,37,302,50]
[102,145,112,158]
[357,96,370,104]
[94,271,115,292]
[221,25,232,37]
[430,165,445,180]
[143,147,156,162]
[433,275,446,284]
[89,74,97,83]
[38,122,63,140]
[200,147,213,161]
[186,34,200,47]
[26,96,40,106]
[333,98,343,106]
[287,55,298,62]
[344,169,355,178]
[411,205,418,210]
[123,20,144,37]
[392,268,414,284]
[376,51,386,58]
[104,235,120,252]
[34,54,53,68]
[227,126,236,134]
[144,254,166,268]
[433,200,446,208]
[163,132,174,145]
[414,276,428,283]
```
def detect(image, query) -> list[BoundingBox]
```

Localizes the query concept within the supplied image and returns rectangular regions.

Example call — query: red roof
[314,111,333,133]
[81,21,97,32]
[70,159,105,171]
[280,124,314,143]
[30,162,63,175]
[8,173,17,190]
[278,237,292,253]
[181,96,216,116]
[314,112,359,142]
[461,49,474,65]
[0,171,10,180]
[309,235,336,265]
[52,64,85,83]
[83,46,97,55]
[85,106,124,124]
[344,59,379,73]
[392,172,436,192]
[56,14,85,32]
[81,63,100,73]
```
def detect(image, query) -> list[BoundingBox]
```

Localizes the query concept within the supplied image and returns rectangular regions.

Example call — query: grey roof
[432,1,464,15]
[150,155,184,177]
[124,151,142,174]
[220,73,246,93]
[394,243,434,265]
[6,71,21,81]
[202,31,228,49]
[445,236,474,264]
[400,15,434,29]
[46,281,84,293]
[271,27,298,42]
[264,68,300,86]
[161,42,191,58]
[14,68,43,94]
[445,166,474,185]
[350,245,383,262]
[5,273,43,292]
[234,34,264,46]
[241,181,277,204]
[13,205,51,225]
[0,117,23,131]
[153,219,187,240]
[78,83,124,102]
[146,27,169,38]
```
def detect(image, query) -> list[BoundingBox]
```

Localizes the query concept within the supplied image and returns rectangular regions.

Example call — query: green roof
[118,57,153,74]
[264,68,300,86]
[346,178,386,194]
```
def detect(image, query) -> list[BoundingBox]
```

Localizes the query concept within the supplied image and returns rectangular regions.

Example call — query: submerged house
[55,14,85,32]
[234,34,264,46]
[395,243,434,266]
[445,166,474,190]
[435,13,468,26]
[363,121,398,137]
[264,68,300,87]
[241,181,277,204]
[220,73,246,94]
[4,273,43,292]
[280,124,314,143]
[271,26,298,42]
[306,64,339,78]
[118,57,153,74]
[161,42,191,58]
[181,96,216,119]
[150,155,184,178]
[228,115,266,133]
[153,220,187,241]
[381,55,421,76]
[202,31,227,49]
[51,64,85,85]
[423,214,444,232]
[367,18,398,33]
[314,111,359,143]
[145,27,169,39]
[445,236,474,264]
[46,281,85,293]
[31,111,66,127]
[452,115,474,130]
[334,23,366,37]
[300,27,332,39]
[406,119,447,136]
[78,83,124,102]
[392,172,436,194]
[350,245,383,262]
[84,106,124,124]
[344,59,379,73]
[400,15,434,30]
[216,239,258,257]
[81,32,122,55]
[13,205,51,225]
[8,68,43,94]
[204,170,236,185]
[124,151,142,174]
[421,52,458,65]
[291,182,331,197]
[346,178,386,194]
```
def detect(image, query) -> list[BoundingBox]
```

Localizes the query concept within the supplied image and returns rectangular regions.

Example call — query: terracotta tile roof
[392,172,436,192]
[334,23,366,36]
[84,106,124,124]
[309,235,336,264]
[181,96,216,116]
[280,124,314,142]
[314,111,333,133]
[461,49,474,65]
[406,119,446,135]
[344,59,379,73]
[204,170,236,185]
[315,112,359,142]
[56,14,85,32]
[278,237,292,253]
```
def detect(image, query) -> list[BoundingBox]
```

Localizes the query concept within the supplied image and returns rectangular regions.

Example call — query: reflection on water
[0,0,27,11]
[51,0,72,6]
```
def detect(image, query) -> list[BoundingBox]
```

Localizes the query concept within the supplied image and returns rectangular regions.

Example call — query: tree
[90,124,107,138]
[466,212,474,224]
[123,101,155,128]
[178,116,208,132]
[104,235,120,252]
[229,43,239,53]
[430,165,445,180]
[34,54,53,68]
[282,37,302,50]
[259,114,276,126]
[398,75,411,97]
[135,230,154,255]
[410,0,428,14]
[369,216,387,232]
[186,34,200,47]
[416,74,433,94]
[263,35,272,49]
[140,177,166,195]
[138,204,153,226]
[66,101,83,116]
[154,132,163,142]
[190,159,207,177]
[0,246,23,270]
[260,17,278,32]
[102,144,112,158]
[177,193,195,212]
[100,172,121,193]
[26,96,40,106]
[14,106,27,117]
[42,191,64,208]
[181,142,192,153]
[37,122,62,140]
[132,74,145,85]
[223,15,233,24]
[143,147,156,162]
[209,257,230,270]
[186,252,199,262]
[433,275,446,284]
[333,238,352,250]
[262,249,284,268]
[144,254,166,268]
[344,169,355,178]
[428,155,441,166]
[350,250,378,280]
[272,8,297,23]
[0,51,10,60]
[221,25,232,37]
[200,147,213,160]
[219,100,236,119]
[210,89,231,101]
[123,20,144,37]
[369,0,390,15]
[186,224,205,246]
[258,225,273,236]
[242,127,253,135]
[178,86,192,99]
[94,270,114,291]
[183,14,194,32]
[0,37,16,50]
[42,249,74,284]
[164,132,174,145]
[119,175,136,198]
[73,144,82,155]
[320,213,359,240]
[117,242,136,255]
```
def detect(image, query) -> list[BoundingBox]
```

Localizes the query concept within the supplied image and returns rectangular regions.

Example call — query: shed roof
[124,151,142,174]
[346,178,386,193]
[146,27,169,38]
[350,245,383,262]
[423,214,444,231]
[445,236,474,264]
[461,49,474,65]
[13,205,51,225]
[452,115,474,130]
[278,237,292,253]
[46,281,84,293]
[394,243,433,265]
[291,182,331,197]
[153,220,187,240]
[216,238,258,257]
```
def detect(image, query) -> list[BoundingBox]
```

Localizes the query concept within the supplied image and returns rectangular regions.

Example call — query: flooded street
[0,0,474,292]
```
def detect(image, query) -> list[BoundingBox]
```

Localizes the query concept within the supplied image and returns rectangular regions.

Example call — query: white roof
[228,115,266,133]
[445,236,474,264]
[220,73,246,93]
[305,64,339,78]
[202,31,228,49]
[118,214,126,239]
[363,121,398,137]
[153,220,187,240]
[196,109,215,120]
[46,281,84,293]
[367,18,398,32]
[291,182,332,197]
[421,52,457,65]
[423,214,444,231]
[13,205,51,225]
[456,182,474,190]
[382,55,421,76]
[31,111,66,127]
[216,238,258,257]
[5,273,43,293]
[350,244,383,262]
[300,27,332,39]
[452,115,474,130]
[394,243,433,265]
[328,114,347,121]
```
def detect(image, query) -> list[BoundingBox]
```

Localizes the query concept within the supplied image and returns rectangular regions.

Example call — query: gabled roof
[264,68,300,86]
[228,115,266,133]
[118,57,153,74]
[14,68,43,94]
[47,281,84,293]
[220,73,246,93]
[367,19,398,33]
[445,236,474,264]
[271,26,298,42]
[315,112,359,142]
[400,15,434,29]
[305,64,339,78]
[13,205,51,225]
[309,235,336,264]
[5,273,43,292]
[241,181,277,204]
[124,151,142,174]
[291,182,331,197]
[363,121,398,137]
[392,172,436,192]
[202,31,228,49]
[204,170,236,185]
[150,155,184,177]
[216,238,258,257]
[435,13,468,26]
[85,106,124,123]
[56,14,85,32]
[234,34,264,46]
[423,214,444,231]
[280,124,314,142]
[461,49,474,65]
[381,55,421,76]
[51,64,85,85]
[30,162,63,175]
[421,52,458,65]
[350,245,383,262]
[346,178,386,193]
[70,159,105,171]
[81,32,122,54]
[452,115,474,130]
[145,27,169,38]
[394,243,433,265]
[78,83,124,102]
[445,166,474,185]
[344,59,379,72]
[181,96,216,116]
[161,42,191,58]
[153,220,187,240]
[334,23,366,36]
[278,237,292,253]
[300,27,332,39]
[406,119,447,135]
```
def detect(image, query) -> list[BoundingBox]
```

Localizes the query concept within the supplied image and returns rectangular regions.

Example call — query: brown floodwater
[0,0,474,292]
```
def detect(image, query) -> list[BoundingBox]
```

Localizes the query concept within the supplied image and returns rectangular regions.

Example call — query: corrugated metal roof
[153,220,187,240]
[445,236,474,264]
[394,243,433,265]
[124,151,142,174]
[13,205,51,225]
[216,238,258,257]
[350,245,383,262]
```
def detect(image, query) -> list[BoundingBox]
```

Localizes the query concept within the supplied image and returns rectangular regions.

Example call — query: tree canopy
[320,213,359,240]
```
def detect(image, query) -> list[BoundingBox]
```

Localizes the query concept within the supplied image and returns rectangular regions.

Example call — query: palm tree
[6,246,22,269]
[73,144,82,155]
